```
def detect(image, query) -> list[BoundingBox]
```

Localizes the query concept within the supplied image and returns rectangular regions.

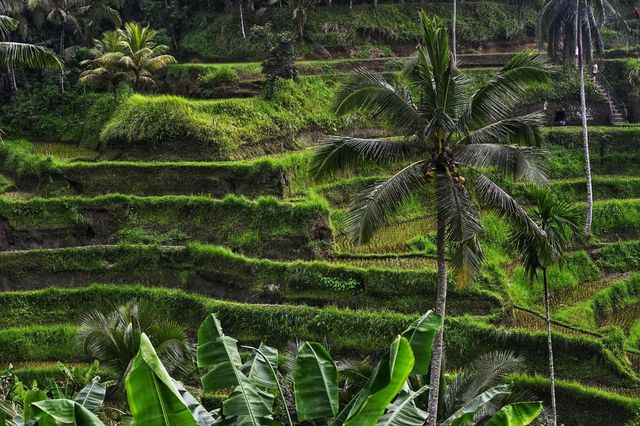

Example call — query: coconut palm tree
[27,0,82,55]
[77,299,193,380]
[509,186,584,426]
[311,13,550,424]
[539,0,627,235]
[114,22,176,89]
[1,0,62,69]
[1,1,62,112]
[79,29,126,90]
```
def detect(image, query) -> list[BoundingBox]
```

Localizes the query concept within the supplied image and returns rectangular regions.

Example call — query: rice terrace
[3,0,640,424]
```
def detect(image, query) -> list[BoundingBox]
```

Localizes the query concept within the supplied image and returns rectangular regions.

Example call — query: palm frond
[458,112,545,147]
[0,14,17,38]
[335,69,423,137]
[310,136,417,179]
[436,171,483,285]
[0,41,62,69]
[472,174,545,240]
[509,186,584,276]
[346,160,430,243]
[460,351,525,405]
[457,143,548,185]
[461,51,550,127]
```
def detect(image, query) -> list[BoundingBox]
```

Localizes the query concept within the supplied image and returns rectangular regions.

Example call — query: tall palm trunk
[59,24,65,55]
[451,0,457,65]
[238,0,246,39]
[7,66,17,92]
[543,267,558,426]
[427,212,447,426]
[577,22,593,235]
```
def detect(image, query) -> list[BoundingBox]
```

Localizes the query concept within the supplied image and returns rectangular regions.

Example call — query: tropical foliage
[311,12,550,421]
[76,300,193,378]
[80,22,176,89]
[510,187,584,426]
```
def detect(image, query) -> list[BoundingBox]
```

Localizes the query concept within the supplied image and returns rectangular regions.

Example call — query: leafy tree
[538,0,627,235]
[250,24,298,99]
[310,13,549,425]
[114,21,175,89]
[79,22,176,90]
[1,1,62,125]
[76,299,193,380]
[509,186,584,426]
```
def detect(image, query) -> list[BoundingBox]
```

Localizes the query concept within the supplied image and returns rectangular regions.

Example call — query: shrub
[199,66,239,88]
[100,94,226,153]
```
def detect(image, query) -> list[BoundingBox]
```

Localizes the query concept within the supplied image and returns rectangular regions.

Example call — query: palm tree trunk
[7,66,17,92]
[451,0,457,66]
[238,0,246,39]
[426,217,447,426]
[59,25,65,55]
[543,267,558,426]
[577,24,593,235]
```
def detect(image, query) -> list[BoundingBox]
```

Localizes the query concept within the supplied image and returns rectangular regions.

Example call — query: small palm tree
[311,13,550,425]
[80,22,176,90]
[510,186,584,426]
[77,300,193,380]
[116,22,176,89]
[442,351,531,423]
[79,30,126,90]
[539,0,627,235]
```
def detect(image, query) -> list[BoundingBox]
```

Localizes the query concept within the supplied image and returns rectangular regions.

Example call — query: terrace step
[0,285,635,388]
[551,272,635,310]
[0,195,331,259]
[0,140,306,198]
[0,244,499,316]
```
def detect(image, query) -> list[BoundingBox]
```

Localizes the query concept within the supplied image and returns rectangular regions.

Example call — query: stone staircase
[590,70,628,125]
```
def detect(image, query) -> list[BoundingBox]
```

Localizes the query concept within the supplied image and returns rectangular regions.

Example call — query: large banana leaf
[23,389,48,423]
[344,336,415,426]
[74,380,106,412]
[377,385,429,426]
[442,384,511,426]
[401,310,442,375]
[198,314,275,425]
[125,333,197,426]
[241,343,279,389]
[485,402,543,426]
[30,399,105,426]
[173,380,216,426]
[295,342,339,421]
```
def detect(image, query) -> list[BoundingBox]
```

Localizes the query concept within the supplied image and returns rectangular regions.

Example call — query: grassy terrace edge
[0,194,331,259]
[0,243,502,315]
[0,285,635,387]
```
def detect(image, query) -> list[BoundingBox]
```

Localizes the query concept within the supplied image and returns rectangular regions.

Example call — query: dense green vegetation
[4,0,640,423]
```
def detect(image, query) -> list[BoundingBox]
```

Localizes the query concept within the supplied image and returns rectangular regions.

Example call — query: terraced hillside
[3,18,640,423]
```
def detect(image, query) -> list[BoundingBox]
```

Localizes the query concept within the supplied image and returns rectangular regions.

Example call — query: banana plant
[293,310,543,426]
[197,314,282,425]
[125,333,213,426]
[294,310,441,425]
[0,379,107,426]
